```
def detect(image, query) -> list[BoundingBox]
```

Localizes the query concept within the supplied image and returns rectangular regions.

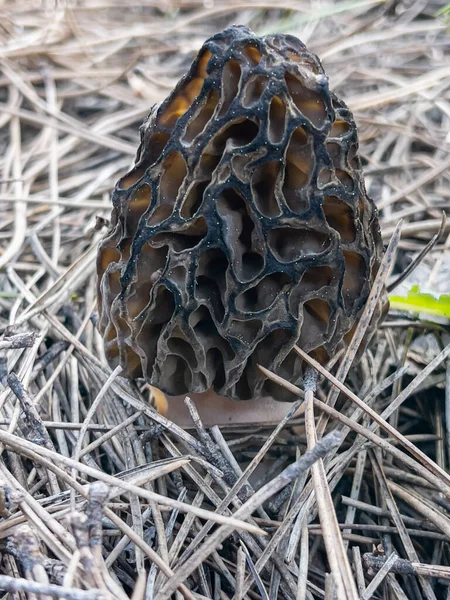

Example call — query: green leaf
[436,4,450,17]
[389,285,450,319]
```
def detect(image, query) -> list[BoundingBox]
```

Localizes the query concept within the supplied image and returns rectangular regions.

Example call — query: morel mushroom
[97,25,388,404]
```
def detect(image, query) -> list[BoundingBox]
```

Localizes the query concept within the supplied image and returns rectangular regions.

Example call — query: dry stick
[388,576,410,600]
[131,571,147,600]
[33,341,69,380]
[68,512,111,596]
[212,418,303,597]
[156,430,341,600]
[294,346,450,492]
[352,546,365,595]
[0,195,111,209]
[293,367,407,548]
[296,520,309,600]
[446,362,450,473]
[177,400,302,566]
[303,369,358,600]
[0,116,26,270]
[34,299,98,405]
[258,365,450,496]
[14,243,98,327]
[104,503,153,570]
[151,489,186,594]
[387,481,450,539]
[0,575,105,600]
[166,480,209,567]
[239,542,269,600]
[43,64,60,267]
[113,380,214,457]
[15,525,52,600]
[360,552,399,600]
[160,434,269,591]
[0,421,149,432]
[78,411,143,458]
[324,574,336,600]
[183,397,239,489]
[48,334,213,464]
[3,441,195,600]
[0,463,76,563]
[248,450,406,585]
[63,550,82,589]
[0,428,264,535]
[233,546,247,600]
[363,553,450,581]
[85,482,124,599]
[0,331,38,350]
[6,372,60,495]
[387,212,446,293]
[341,496,435,527]
[315,220,401,442]
[376,340,450,424]
[369,451,437,600]
[104,512,195,600]
[162,431,299,597]
[1,58,128,161]
[384,155,450,205]
[348,65,450,111]
[239,481,314,599]
[328,219,401,417]
[280,445,308,563]
[0,102,135,155]
[71,365,123,505]
[382,219,450,240]
[342,441,367,551]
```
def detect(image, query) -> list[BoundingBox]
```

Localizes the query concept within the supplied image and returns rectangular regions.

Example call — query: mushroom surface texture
[97,25,388,402]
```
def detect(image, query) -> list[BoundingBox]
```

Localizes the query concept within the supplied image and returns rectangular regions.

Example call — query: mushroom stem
[163,389,304,428]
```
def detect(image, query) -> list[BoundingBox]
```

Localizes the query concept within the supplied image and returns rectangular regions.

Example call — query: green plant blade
[389,285,450,319]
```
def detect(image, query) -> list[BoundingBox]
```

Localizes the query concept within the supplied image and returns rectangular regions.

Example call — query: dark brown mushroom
[96,25,388,407]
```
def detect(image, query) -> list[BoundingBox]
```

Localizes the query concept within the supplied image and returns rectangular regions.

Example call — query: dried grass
[1,1,450,599]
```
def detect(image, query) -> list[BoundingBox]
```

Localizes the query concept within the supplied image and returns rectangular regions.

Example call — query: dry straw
[1,1,450,599]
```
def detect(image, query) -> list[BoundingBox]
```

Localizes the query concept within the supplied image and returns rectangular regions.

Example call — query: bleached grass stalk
[303,369,358,600]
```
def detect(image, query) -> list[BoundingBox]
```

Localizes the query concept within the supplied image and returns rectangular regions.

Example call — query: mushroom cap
[97,25,388,402]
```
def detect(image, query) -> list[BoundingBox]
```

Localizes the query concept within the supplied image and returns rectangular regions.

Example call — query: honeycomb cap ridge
[97,25,388,401]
